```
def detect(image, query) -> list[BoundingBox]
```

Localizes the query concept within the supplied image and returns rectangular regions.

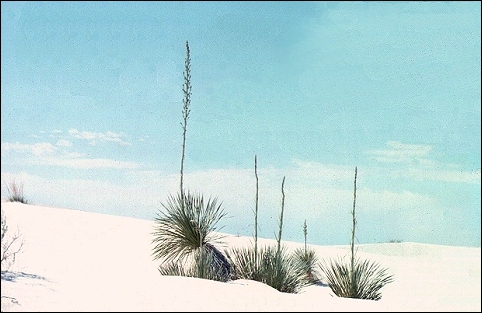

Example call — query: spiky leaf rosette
[319,256,394,300]
[152,190,230,278]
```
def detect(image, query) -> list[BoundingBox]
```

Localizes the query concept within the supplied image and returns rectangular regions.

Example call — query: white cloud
[364,141,479,184]
[366,141,433,163]
[2,140,139,170]
[31,142,57,156]
[68,129,131,146]
[287,159,356,186]
[1,142,32,155]
[1,142,57,156]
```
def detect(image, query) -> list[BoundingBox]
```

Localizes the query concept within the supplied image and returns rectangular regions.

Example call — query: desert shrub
[319,256,394,300]
[3,179,28,204]
[1,206,24,271]
[227,244,313,293]
[152,191,231,282]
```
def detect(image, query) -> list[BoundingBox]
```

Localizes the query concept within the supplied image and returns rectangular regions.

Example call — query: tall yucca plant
[152,41,232,281]
[152,191,231,280]
[319,167,393,300]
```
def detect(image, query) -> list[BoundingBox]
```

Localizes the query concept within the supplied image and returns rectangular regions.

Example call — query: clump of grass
[3,178,28,204]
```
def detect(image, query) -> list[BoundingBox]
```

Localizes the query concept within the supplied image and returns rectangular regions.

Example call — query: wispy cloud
[1,142,32,155]
[67,129,131,146]
[2,141,61,157]
[366,141,433,163]
[31,142,57,156]
[365,141,480,184]
[1,141,140,170]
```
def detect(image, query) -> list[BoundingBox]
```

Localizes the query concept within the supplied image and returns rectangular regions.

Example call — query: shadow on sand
[1,270,46,282]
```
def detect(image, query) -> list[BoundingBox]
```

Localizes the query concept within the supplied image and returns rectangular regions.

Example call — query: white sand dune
[1,202,480,312]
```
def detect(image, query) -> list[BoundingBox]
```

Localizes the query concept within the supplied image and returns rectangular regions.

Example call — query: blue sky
[1,1,480,247]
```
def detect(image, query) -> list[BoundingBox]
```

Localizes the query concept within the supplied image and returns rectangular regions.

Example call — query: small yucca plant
[259,245,312,293]
[227,244,312,293]
[225,244,261,281]
[293,246,321,284]
[319,256,394,300]
[292,219,321,284]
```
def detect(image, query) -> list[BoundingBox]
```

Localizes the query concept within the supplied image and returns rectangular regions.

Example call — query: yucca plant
[292,219,321,284]
[152,191,231,281]
[226,163,315,293]
[159,248,231,281]
[319,167,394,300]
[293,246,321,284]
[319,256,393,300]
[259,245,312,293]
[226,244,312,293]
[225,244,261,281]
